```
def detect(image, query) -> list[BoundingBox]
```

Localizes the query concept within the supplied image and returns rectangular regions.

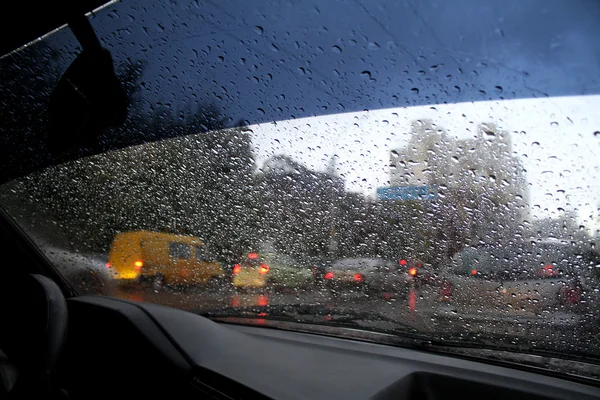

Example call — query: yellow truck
[107,231,224,287]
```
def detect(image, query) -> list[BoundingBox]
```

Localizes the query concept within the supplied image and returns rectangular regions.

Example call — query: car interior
[1,1,599,399]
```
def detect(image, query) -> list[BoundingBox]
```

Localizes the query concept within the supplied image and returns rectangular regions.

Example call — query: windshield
[1,0,600,375]
[450,241,588,280]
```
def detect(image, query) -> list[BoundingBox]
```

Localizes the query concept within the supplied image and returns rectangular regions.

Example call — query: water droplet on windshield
[254,26,264,35]
[360,71,371,79]
[594,131,600,137]
[411,88,419,94]
[331,45,342,54]
[368,42,380,50]
[550,121,559,127]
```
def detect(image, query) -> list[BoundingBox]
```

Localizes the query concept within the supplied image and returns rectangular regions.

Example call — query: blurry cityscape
[0,43,598,276]
[2,108,597,273]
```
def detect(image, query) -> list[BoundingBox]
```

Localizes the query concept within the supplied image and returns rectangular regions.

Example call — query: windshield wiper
[199,304,424,336]
[199,304,600,374]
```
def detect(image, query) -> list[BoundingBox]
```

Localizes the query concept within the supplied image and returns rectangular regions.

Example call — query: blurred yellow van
[107,231,224,287]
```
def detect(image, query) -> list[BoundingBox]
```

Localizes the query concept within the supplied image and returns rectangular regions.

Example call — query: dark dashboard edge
[79,296,272,399]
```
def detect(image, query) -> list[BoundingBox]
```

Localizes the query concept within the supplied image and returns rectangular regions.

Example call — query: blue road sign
[377,186,437,201]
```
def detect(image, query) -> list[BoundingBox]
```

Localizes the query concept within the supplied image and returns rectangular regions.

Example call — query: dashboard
[59,296,600,399]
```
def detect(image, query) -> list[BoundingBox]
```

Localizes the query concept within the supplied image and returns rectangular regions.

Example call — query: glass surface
[1,0,599,373]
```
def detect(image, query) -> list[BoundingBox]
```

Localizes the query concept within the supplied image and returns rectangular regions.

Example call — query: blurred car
[232,253,270,289]
[322,258,409,295]
[107,231,225,288]
[261,253,313,291]
[431,240,590,334]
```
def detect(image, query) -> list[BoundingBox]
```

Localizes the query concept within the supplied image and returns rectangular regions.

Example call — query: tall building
[389,120,455,187]
[389,121,527,203]
[388,120,529,245]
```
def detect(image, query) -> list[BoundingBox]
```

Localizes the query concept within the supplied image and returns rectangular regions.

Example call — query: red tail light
[248,253,259,259]
[259,264,270,274]
[471,269,477,276]
[354,273,364,282]
[399,259,407,265]
[105,262,111,269]
[258,295,268,306]
[324,272,334,280]
[541,264,558,277]
[233,264,241,275]
[408,267,418,276]
[560,286,581,304]
[440,279,453,301]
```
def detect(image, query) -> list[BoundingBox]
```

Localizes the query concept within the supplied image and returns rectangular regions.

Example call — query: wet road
[109,283,419,319]
[105,281,598,355]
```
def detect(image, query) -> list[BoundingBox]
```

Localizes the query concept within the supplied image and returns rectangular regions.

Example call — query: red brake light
[233,264,241,274]
[408,267,417,276]
[399,259,407,265]
[258,295,268,306]
[471,269,477,276]
[105,262,111,269]
[259,264,270,274]
[324,272,334,280]
[354,273,364,282]
[542,264,558,277]
[560,286,581,304]
[440,279,453,300]
[248,253,259,259]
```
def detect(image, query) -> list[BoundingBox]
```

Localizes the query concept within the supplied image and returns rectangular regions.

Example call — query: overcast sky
[251,94,600,232]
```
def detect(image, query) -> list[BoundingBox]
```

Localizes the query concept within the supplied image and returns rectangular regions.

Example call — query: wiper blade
[200,304,423,335]
[431,332,600,367]
[200,305,600,371]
